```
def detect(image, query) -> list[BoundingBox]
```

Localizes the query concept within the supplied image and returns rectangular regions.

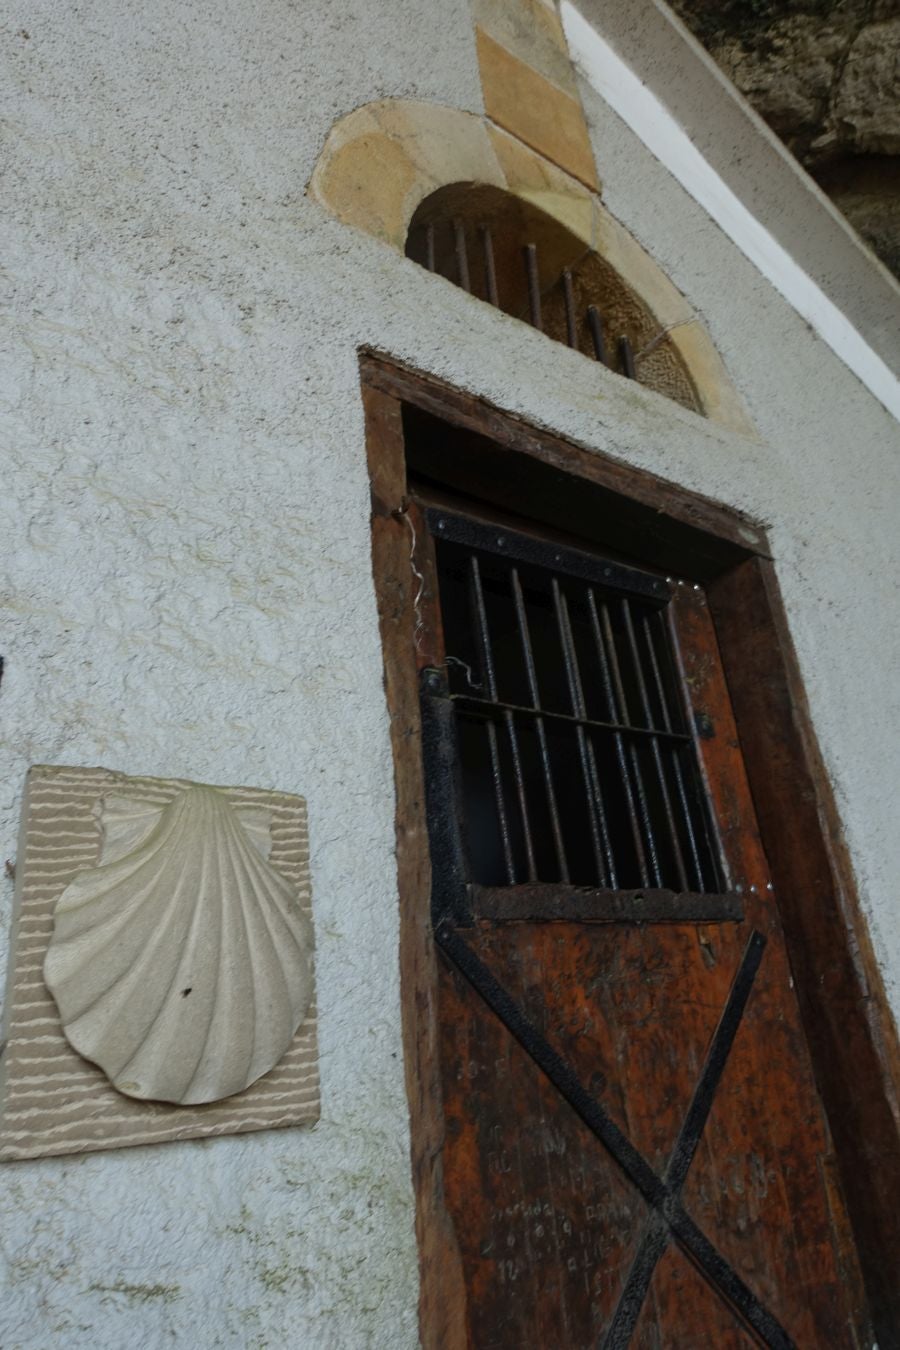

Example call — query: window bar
[480,225,500,308]
[552,580,617,888]
[425,223,436,273]
[587,305,607,366]
[524,244,543,331]
[467,555,518,884]
[621,598,690,891]
[663,600,731,891]
[502,708,537,882]
[453,219,471,293]
[509,567,570,882]
[619,335,636,379]
[642,610,710,892]
[587,589,656,887]
[448,693,690,744]
[562,270,578,348]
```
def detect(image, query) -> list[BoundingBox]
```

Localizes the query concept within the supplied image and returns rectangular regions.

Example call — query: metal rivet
[436,519,445,531]
[766,882,774,892]
[750,884,758,894]
[496,536,504,547]
[666,576,674,584]
[677,579,685,587]
[604,567,611,577]
[555,554,562,562]
[693,584,701,592]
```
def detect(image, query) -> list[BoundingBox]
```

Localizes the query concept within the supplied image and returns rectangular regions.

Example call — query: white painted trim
[561,0,900,423]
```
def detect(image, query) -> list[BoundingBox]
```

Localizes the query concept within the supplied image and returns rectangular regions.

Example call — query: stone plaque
[0,766,320,1162]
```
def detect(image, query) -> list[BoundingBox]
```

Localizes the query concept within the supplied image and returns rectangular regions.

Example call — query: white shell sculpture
[43,785,314,1106]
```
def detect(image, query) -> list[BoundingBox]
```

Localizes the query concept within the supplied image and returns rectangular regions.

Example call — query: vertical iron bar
[485,566,537,882]
[454,219,470,293]
[480,225,499,307]
[468,556,516,884]
[562,269,578,348]
[587,305,607,365]
[503,708,537,882]
[552,580,617,888]
[619,335,636,379]
[664,601,730,892]
[509,567,570,883]
[587,590,658,886]
[643,611,708,892]
[425,223,436,273]
[621,598,689,891]
[524,243,543,331]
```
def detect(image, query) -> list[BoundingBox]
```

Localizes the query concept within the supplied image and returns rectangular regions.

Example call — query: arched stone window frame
[308,98,755,436]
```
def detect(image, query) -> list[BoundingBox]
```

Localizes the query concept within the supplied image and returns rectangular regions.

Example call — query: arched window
[406,184,702,415]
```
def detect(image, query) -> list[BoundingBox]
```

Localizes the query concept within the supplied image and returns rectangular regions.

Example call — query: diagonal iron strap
[436,923,794,1350]
[605,927,770,1347]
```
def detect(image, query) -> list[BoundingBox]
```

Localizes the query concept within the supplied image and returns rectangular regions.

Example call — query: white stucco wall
[0,0,897,1345]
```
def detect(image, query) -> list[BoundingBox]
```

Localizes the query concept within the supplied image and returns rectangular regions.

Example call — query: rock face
[669,0,900,277]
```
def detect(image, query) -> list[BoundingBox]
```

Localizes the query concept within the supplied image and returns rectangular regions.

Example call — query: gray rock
[671,0,900,277]
[834,19,900,155]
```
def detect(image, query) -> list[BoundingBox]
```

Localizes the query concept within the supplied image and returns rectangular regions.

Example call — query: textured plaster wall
[0,0,898,1346]
[0,0,482,1345]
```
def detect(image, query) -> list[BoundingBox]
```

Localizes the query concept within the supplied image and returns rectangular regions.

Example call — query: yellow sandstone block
[476,27,599,190]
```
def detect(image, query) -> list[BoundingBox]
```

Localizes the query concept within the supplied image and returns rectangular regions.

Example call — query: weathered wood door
[413,502,864,1348]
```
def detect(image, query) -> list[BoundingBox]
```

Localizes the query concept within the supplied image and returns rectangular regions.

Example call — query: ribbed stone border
[0,765,320,1162]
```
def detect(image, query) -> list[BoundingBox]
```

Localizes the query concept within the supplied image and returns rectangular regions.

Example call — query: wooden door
[413,501,865,1348]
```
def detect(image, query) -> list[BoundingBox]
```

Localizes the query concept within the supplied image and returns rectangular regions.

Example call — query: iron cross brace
[436,925,794,1350]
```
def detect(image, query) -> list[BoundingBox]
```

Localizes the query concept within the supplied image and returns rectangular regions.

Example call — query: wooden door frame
[359,349,900,1346]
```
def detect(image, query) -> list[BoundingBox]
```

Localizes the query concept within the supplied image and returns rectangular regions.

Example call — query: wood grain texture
[0,766,319,1162]
[707,557,900,1344]
[670,584,867,1346]
[363,382,468,1350]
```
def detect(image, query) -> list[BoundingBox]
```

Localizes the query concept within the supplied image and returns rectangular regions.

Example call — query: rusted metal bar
[467,556,515,882]
[663,600,729,891]
[619,334,636,378]
[451,692,688,743]
[621,597,690,891]
[587,305,607,365]
[643,609,709,892]
[419,668,474,927]
[453,218,470,293]
[524,243,543,331]
[552,579,616,887]
[480,224,499,307]
[589,591,661,886]
[562,269,578,348]
[502,706,536,882]
[426,507,669,605]
[509,566,568,882]
[470,883,743,925]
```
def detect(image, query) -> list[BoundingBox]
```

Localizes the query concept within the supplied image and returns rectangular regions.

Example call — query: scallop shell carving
[43,784,314,1106]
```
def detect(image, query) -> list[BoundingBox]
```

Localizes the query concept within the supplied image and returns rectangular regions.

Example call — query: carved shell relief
[43,784,315,1106]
